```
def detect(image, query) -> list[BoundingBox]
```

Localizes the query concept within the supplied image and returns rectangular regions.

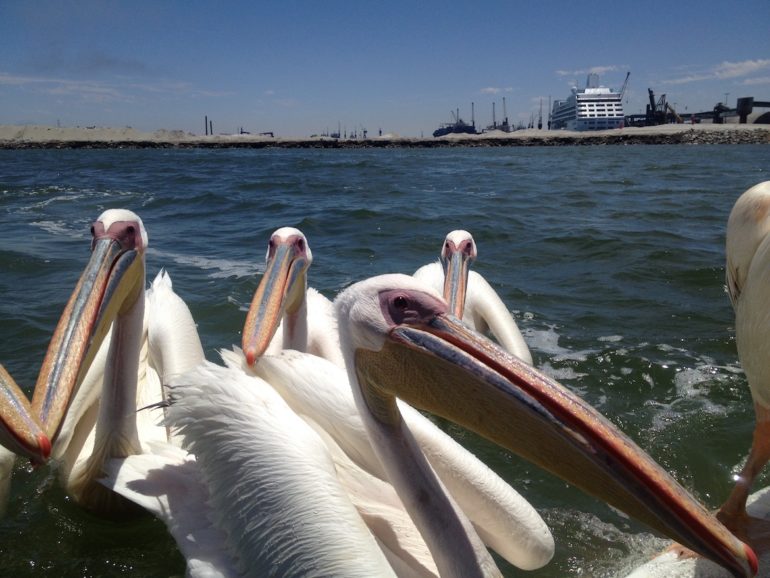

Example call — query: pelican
[102,273,758,576]
[242,226,343,367]
[2,209,204,515]
[220,346,553,573]
[413,230,532,364]
[235,226,555,570]
[105,220,553,575]
[618,182,770,578]
[718,181,770,541]
[333,273,756,577]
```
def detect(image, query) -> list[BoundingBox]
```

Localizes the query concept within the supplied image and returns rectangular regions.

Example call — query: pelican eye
[380,288,446,326]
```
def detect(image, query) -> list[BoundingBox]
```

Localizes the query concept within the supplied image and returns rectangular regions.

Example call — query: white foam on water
[644,361,735,433]
[30,220,80,238]
[598,334,623,343]
[526,325,583,359]
[227,295,250,312]
[148,247,263,279]
[539,361,589,382]
[543,507,669,578]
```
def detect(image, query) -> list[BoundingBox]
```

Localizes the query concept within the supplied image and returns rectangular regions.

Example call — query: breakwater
[1,124,768,149]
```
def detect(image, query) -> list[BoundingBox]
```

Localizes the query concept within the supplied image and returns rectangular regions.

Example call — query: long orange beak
[242,232,310,365]
[355,313,757,577]
[31,230,144,444]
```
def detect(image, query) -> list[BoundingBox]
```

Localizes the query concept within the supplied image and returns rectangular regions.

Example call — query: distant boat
[433,108,478,137]
[550,73,628,131]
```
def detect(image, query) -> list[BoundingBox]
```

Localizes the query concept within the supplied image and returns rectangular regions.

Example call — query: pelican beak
[31,233,144,443]
[0,364,50,464]
[242,236,309,365]
[442,248,472,319]
[355,313,757,578]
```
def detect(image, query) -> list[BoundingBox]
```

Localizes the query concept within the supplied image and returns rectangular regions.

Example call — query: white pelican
[333,273,756,577]
[3,209,204,515]
[235,226,555,570]
[142,361,436,578]
[602,183,770,578]
[222,347,553,573]
[413,230,532,364]
[102,273,759,577]
[718,181,770,541]
[242,226,343,367]
[105,220,551,575]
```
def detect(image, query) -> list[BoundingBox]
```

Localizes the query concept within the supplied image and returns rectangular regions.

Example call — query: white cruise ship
[550,73,627,131]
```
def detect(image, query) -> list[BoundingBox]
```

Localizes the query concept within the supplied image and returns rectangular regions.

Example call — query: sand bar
[0,123,768,149]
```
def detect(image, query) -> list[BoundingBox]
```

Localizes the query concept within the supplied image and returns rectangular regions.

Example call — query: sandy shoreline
[0,123,768,148]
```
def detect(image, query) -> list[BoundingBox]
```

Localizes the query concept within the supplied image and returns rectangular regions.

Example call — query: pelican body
[0,209,203,516]
[336,274,756,577]
[718,181,770,542]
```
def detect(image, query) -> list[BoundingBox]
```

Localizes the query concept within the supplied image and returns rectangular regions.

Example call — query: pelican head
[242,227,312,365]
[439,230,476,318]
[31,209,147,443]
[336,274,757,578]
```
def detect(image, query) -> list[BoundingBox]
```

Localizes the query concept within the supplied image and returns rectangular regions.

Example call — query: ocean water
[0,144,769,577]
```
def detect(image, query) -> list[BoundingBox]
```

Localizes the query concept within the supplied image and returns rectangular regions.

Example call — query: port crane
[646,89,683,124]
[619,71,631,100]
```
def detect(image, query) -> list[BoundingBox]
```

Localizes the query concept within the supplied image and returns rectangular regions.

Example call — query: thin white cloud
[714,59,770,79]
[663,59,770,85]
[743,76,770,86]
[0,72,59,86]
[0,71,229,102]
[273,98,300,108]
[556,65,620,77]
[0,73,128,102]
[47,83,128,103]
[479,86,513,95]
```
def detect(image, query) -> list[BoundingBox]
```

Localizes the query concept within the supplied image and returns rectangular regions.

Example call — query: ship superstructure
[550,73,629,131]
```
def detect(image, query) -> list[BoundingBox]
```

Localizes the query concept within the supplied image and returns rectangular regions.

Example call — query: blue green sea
[1,144,769,576]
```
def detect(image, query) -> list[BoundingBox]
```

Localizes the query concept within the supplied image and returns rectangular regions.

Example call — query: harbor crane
[619,71,631,100]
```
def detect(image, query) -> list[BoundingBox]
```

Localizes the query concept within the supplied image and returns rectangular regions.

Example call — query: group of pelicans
[1,181,770,577]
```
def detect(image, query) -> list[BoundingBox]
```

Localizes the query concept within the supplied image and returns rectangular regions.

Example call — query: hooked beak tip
[744,543,758,576]
[39,433,51,460]
[244,348,258,367]
[30,433,52,465]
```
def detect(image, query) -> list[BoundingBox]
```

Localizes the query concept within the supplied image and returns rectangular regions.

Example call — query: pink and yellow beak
[242,228,311,366]
[355,303,757,577]
[31,216,145,444]
[440,230,477,319]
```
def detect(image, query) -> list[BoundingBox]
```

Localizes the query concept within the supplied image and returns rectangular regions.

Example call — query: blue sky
[1,1,768,137]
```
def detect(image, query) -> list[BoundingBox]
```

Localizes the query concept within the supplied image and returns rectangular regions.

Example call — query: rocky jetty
[0,124,768,149]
